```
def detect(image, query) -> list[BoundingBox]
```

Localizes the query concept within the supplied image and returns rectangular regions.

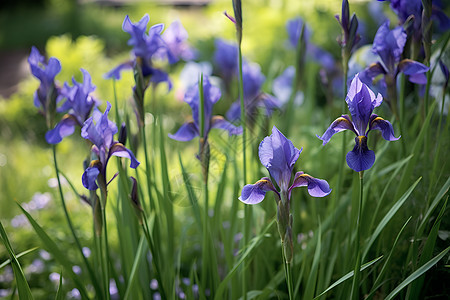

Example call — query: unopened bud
[129,177,143,224]
[119,122,127,146]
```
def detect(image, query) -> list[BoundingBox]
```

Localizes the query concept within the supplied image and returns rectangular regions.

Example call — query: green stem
[52,145,101,299]
[283,252,294,300]
[201,176,210,291]
[237,32,251,299]
[350,171,364,300]
[100,192,111,300]
[141,124,155,211]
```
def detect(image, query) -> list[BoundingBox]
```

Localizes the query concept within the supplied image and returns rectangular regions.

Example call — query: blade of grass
[314,256,383,299]
[0,247,38,270]
[366,217,412,300]
[0,221,33,300]
[304,222,322,300]
[418,177,450,235]
[16,203,90,299]
[214,219,276,300]
[179,154,202,232]
[384,245,450,300]
[55,271,64,300]
[123,234,148,300]
[408,197,448,300]
[362,177,422,262]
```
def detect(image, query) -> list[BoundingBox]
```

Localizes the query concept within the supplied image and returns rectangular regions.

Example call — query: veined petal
[168,121,199,141]
[211,116,243,136]
[369,115,400,141]
[346,136,375,172]
[362,62,386,80]
[82,163,101,190]
[45,114,78,144]
[110,142,140,169]
[259,126,301,190]
[289,171,331,197]
[239,177,279,204]
[317,115,356,145]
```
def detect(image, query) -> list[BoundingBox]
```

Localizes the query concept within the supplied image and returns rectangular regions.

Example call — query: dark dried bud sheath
[129,177,144,224]
[119,122,127,146]
[232,0,243,45]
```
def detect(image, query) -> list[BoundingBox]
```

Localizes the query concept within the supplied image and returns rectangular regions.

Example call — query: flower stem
[350,171,364,300]
[99,192,111,300]
[201,175,210,291]
[283,249,294,300]
[51,145,102,298]
[237,30,251,299]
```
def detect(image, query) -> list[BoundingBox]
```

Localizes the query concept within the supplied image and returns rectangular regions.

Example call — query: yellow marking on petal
[357,136,366,146]
[255,179,270,185]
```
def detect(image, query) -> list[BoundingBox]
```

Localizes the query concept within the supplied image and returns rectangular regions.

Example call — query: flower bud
[129,177,144,224]
[119,122,127,146]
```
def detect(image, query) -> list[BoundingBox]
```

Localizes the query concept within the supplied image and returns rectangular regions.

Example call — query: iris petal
[168,121,198,141]
[317,115,356,145]
[211,116,242,136]
[289,171,331,197]
[110,142,140,169]
[82,165,100,190]
[239,177,279,204]
[346,136,375,172]
[259,126,301,190]
[368,115,400,141]
[45,115,77,144]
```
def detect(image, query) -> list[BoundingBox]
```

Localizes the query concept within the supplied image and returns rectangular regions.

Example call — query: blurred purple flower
[104,14,174,88]
[46,69,97,144]
[213,39,238,84]
[169,75,242,142]
[240,126,331,205]
[272,66,304,107]
[362,22,429,86]
[226,62,280,122]
[162,20,196,61]
[317,74,400,172]
[286,17,311,48]
[28,46,62,125]
[81,102,139,191]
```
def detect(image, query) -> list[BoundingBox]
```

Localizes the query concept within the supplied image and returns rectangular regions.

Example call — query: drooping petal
[346,136,375,172]
[168,121,199,141]
[259,126,301,190]
[368,114,400,141]
[45,115,78,144]
[397,59,429,84]
[82,164,101,190]
[104,61,133,80]
[317,115,356,145]
[239,177,279,204]
[211,116,242,136]
[110,142,140,169]
[362,62,386,80]
[289,171,332,197]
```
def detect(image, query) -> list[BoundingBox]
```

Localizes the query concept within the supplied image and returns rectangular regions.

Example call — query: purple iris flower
[104,14,173,87]
[317,74,400,172]
[363,21,429,86]
[28,46,62,120]
[213,39,238,85]
[162,20,196,61]
[286,17,311,48]
[272,66,304,107]
[240,126,331,205]
[226,62,280,122]
[81,102,140,190]
[45,69,97,144]
[169,75,242,142]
